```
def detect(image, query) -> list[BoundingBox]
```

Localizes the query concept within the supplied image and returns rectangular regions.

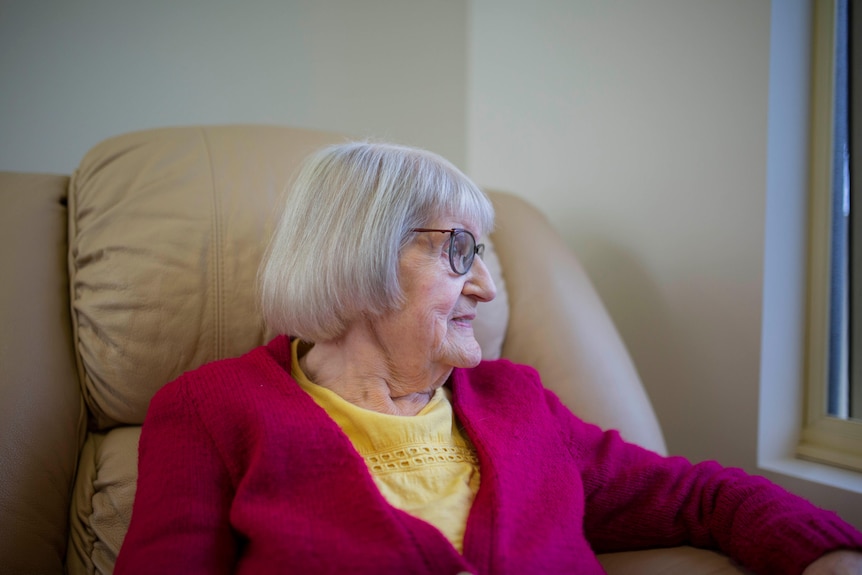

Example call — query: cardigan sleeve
[543,388,862,575]
[114,377,237,575]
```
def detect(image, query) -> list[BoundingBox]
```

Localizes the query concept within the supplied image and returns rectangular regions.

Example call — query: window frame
[797,0,862,472]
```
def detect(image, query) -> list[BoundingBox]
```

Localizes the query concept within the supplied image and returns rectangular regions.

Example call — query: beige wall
[469,0,770,465]
[0,0,468,173]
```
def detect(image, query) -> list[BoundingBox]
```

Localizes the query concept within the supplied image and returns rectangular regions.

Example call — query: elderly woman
[115,142,862,575]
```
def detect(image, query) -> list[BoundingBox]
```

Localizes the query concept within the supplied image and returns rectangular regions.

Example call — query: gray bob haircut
[258,140,495,342]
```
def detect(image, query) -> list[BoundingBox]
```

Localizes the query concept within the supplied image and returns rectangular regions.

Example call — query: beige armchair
[0,125,749,574]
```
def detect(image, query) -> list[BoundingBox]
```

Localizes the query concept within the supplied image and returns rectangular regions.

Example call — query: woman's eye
[441,237,452,254]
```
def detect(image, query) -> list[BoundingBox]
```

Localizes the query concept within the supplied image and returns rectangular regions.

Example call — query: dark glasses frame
[410,228,485,275]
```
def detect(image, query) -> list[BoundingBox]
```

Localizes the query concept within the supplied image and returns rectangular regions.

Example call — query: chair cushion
[598,546,752,574]
[67,427,140,575]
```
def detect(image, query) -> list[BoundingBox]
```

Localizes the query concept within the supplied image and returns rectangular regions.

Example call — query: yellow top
[291,339,480,553]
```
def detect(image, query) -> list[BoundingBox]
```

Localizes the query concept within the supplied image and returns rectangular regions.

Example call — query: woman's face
[368,217,497,378]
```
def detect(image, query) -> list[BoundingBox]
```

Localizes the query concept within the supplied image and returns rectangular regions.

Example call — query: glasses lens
[451,230,475,274]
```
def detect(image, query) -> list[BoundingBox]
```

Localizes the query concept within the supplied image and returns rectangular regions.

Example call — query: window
[849,0,862,420]
[798,0,862,472]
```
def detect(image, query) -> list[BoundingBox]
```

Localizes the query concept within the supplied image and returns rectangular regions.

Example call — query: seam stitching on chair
[83,433,99,573]
[67,168,96,420]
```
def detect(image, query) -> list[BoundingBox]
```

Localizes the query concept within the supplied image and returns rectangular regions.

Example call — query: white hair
[258,141,494,342]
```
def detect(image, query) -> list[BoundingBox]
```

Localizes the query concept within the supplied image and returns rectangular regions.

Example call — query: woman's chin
[443,339,483,368]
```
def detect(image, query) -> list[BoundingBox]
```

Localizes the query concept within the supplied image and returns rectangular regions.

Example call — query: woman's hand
[802,550,862,574]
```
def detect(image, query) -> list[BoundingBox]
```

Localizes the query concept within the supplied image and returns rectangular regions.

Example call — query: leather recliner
[0,125,749,574]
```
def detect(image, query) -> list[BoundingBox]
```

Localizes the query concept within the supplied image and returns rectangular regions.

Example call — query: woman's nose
[464,254,496,302]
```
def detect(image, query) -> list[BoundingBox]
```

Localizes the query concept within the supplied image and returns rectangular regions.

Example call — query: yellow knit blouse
[290,339,480,552]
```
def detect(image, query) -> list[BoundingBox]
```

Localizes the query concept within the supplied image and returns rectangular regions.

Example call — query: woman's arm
[114,377,237,575]
[545,388,862,575]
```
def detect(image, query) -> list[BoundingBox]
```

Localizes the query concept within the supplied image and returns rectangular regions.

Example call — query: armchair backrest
[0,125,665,574]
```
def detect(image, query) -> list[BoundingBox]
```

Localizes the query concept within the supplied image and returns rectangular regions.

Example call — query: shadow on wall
[573,234,702,457]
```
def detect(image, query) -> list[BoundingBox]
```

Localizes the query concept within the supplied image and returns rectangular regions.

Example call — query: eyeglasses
[410,228,485,275]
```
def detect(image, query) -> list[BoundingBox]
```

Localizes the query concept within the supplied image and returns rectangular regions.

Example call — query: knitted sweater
[115,336,862,575]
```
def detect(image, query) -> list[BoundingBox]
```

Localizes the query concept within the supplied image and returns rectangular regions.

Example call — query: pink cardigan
[115,336,862,575]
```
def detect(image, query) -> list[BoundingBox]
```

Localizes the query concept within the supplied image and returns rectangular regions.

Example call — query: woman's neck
[299,330,452,417]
